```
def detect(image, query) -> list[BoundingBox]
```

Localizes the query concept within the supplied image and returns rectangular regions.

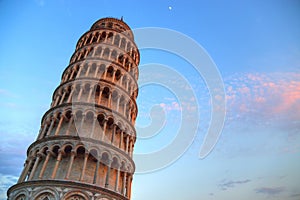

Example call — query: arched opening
[100,32,106,42]
[99,64,106,78]
[120,38,126,49]
[93,32,99,43]
[118,54,124,64]
[111,50,117,61]
[107,32,114,44]
[95,46,102,56]
[95,85,100,104]
[102,87,110,107]
[114,35,120,46]
[126,42,131,53]
[103,48,110,59]
[115,70,121,81]
[107,66,114,80]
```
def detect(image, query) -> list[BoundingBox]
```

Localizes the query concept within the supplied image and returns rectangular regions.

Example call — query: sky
[0,0,300,200]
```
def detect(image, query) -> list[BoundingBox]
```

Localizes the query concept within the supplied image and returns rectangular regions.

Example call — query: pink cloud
[225,72,300,121]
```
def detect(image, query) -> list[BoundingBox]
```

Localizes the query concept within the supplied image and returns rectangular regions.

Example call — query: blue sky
[1,0,300,200]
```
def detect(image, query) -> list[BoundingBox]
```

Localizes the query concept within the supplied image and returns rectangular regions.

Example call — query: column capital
[71,150,77,156]
[37,152,45,158]
[46,150,56,157]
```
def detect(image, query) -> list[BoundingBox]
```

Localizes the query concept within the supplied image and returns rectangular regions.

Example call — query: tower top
[90,17,134,39]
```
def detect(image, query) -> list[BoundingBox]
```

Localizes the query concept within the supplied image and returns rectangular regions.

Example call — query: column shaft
[79,153,89,181]
[54,116,64,136]
[65,151,76,179]
[51,151,63,179]
[28,156,41,181]
[39,152,51,178]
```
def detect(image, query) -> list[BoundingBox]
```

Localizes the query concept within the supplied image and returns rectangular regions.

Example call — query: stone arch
[103,48,110,59]
[90,62,97,75]
[120,38,126,49]
[93,32,100,43]
[97,196,112,200]
[111,156,120,170]
[100,151,111,165]
[95,46,102,56]
[118,54,124,65]
[107,32,114,43]
[97,63,105,78]
[107,65,114,79]
[89,147,100,159]
[100,31,106,42]
[102,86,110,99]
[115,69,121,81]
[87,47,94,57]
[86,33,93,44]
[114,34,120,46]
[111,50,117,61]
[40,146,49,155]
[74,144,86,154]
[50,144,60,155]
[14,190,29,200]
[63,191,89,200]
[32,187,59,200]
[61,143,73,154]
[97,113,106,125]
[88,148,99,162]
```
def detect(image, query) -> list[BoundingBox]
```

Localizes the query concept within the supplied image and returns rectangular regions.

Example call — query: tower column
[38,123,48,139]
[97,88,103,105]
[65,150,76,179]
[38,150,52,178]
[69,68,76,80]
[59,91,66,104]
[105,160,112,188]
[54,115,64,136]
[90,116,97,138]
[115,166,120,192]
[111,124,116,144]
[53,95,60,106]
[87,85,94,103]
[77,86,83,100]
[51,149,63,179]
[47,118,56,136]
[108,91,112,107]
[65,115,73,135]
[116,95,120,112]
[101,120,107,141]
[93,158,100,184]
[67,87,75,103]
[94,65,100,78]
[76,66,83,78]
[119,131,124,149]
[125,135,129,153]
[127,174,132,198]
[79,152,89,181]
[18,156,33,183]
[28,153,43,180]
[122,172,127,195]
[79,113,86,135]
[85,63,91,76]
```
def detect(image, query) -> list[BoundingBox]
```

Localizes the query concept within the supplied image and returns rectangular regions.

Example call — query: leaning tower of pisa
[7,17,139,200]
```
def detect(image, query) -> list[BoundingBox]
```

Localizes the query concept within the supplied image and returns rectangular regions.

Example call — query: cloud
[0,174,18,200]
[225,72,300,126]
[290,193,300,198]
[218,179,251,190]
[255,186,285,196]
[160,102,181,112]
